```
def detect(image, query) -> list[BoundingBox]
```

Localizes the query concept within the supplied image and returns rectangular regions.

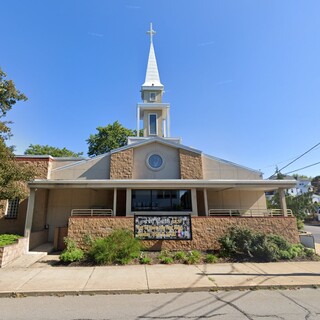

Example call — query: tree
[268,191,317,221]
[311,176,320,195]
[25,144,83,157]
[0,67,35,200]
[0,140,34,199]
[0,68,27,140]
[87,121,141,156]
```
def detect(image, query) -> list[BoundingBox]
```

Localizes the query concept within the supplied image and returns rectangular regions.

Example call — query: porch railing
[208,208,293,217]
[71,209,113,216]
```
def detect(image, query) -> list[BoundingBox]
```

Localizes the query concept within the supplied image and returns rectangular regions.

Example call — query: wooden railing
[71,209,113,216]
[208,208,293,217]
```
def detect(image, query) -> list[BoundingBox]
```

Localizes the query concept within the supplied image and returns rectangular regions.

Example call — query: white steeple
[142,23,163,89]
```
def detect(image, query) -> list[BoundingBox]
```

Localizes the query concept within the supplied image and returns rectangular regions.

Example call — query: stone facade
[0,237,28,268]
[68,216,299,251]
[179,149,203,179]
[110,149,133,179]
[15,157,50,179]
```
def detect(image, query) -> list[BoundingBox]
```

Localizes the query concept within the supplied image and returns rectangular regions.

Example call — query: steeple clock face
[147,154,163,170]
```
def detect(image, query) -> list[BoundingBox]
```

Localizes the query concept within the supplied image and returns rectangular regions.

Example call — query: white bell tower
[136,23,170,138]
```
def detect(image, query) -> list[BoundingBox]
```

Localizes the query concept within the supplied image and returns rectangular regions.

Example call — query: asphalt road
[0,289,320,320]
[304,224,320,243]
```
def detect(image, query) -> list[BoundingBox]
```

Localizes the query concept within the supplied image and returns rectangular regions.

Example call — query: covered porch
[24,179,296,250]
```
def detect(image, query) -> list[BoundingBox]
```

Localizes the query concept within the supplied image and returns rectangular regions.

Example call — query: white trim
[29,179,297,191]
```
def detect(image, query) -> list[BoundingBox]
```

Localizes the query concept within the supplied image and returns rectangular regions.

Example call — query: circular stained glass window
[147,154,163,170]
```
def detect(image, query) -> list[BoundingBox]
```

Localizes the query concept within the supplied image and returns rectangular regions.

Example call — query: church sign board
[134,215,192,240]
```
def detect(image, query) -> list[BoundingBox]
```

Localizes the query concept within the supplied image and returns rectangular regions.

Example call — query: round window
[147,154,164,170]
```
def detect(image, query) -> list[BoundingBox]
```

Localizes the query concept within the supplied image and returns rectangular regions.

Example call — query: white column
[162,119,167,137]
[191,188,198,216]
[126,189,132,216]
[204,188,209,216]
[113,188,117,216]
[167,107,170,137]
[137,106,140,137]
[24,188,36,251]
[279,188,288,216]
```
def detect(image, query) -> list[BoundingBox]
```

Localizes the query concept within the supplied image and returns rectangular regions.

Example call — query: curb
[0,284,319,298]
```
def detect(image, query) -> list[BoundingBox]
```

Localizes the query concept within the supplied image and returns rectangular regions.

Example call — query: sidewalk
[0,253,320,297]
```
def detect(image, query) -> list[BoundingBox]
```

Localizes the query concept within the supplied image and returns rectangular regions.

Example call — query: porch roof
[28,179,296,191]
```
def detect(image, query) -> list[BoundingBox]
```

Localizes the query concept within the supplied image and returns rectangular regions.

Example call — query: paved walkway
[0,251,320,297]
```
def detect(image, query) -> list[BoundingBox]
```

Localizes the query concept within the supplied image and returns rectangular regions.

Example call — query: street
[304,224,320,243]
[0,289,320,320]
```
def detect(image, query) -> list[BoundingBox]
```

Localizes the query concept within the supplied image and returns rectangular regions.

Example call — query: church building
[1,24,298,251]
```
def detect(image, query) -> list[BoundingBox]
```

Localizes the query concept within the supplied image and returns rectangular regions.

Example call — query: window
[6,198,20,219]
[132,190,192,212]
[149,114,157,135]
[150,92,156,102]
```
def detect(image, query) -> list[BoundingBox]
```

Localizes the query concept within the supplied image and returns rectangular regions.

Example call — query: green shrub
[160,256,174,264]
[139,255,152,264]
[185,250,201,264]
[219,226,309,262]
[173,251,187,262]
[296,219,305,231]
[88,229,141,265]
[205,254,218,263]
[59,238,84,263]
[0,234,21,247]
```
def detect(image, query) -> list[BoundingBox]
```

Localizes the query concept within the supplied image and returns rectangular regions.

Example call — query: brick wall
[68,216,299,251]
[0,237,28,268]
[110,149,133,179]
[179,149,203,179]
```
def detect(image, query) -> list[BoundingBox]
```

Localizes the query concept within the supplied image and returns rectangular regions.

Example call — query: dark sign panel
[134,215,192,240]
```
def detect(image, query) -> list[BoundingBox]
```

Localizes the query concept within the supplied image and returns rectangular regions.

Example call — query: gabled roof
[111,136,202,155]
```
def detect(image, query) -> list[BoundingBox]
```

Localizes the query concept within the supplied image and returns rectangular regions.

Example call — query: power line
[284,161,320,175]
[277,141,320,173]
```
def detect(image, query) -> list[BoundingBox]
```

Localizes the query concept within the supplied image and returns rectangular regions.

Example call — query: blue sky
[2,1,320,179]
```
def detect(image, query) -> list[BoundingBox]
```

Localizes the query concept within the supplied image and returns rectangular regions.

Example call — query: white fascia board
[137,103,170,108]
[29,179,296,190]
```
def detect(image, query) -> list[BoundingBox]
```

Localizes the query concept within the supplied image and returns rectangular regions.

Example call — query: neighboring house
[0,24,298,251]
[287,179,313,197]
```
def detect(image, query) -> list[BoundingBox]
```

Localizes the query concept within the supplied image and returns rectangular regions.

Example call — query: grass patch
[0,234,21,247]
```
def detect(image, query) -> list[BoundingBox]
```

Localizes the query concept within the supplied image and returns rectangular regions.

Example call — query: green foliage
[0,140,35,200]
[185,250,202,264]
[311,176,320,195]
[87,121,142,156]
[88,229,141,265]
[0,68,27,140]
[219,226,309,262]
[0,234,21,247]
[268,191,317,221]
[296,219,305,231]
[59,238,84,263]
[0,68,35,200]
[205,254,218,263]
[173,251,187,262]
[139,253,152,264]
[158,250,174,264]
[24,144,83,157]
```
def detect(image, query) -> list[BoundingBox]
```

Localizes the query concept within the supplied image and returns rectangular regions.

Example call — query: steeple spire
[142,23,163,89]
